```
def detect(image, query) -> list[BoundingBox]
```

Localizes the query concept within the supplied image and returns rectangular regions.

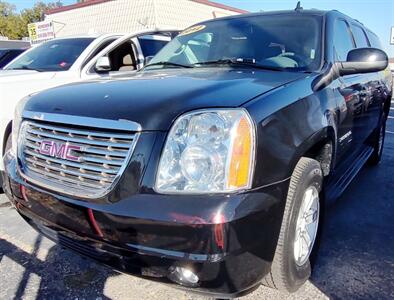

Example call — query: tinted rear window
[6,38,94,71]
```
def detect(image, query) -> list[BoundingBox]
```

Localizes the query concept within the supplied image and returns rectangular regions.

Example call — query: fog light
[168,266,199,287]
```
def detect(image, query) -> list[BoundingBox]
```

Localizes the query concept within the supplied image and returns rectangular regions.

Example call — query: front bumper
[3,153,289,298]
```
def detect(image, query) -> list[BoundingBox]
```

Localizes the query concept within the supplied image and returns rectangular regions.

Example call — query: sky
[221,0,394,56]
[9,0,394,56]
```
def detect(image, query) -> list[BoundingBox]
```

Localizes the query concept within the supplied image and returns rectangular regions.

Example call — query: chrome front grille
[18,116,139,198]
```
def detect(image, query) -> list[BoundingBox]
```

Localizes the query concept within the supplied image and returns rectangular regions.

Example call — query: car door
[81,30,178,80]
[366,30,391,117]
[334,18,382,168]
[333,19,368,163]
[81,34,139,80]
[349,23,383,141]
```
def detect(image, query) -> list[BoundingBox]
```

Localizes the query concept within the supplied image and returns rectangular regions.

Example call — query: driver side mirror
[337,48,388,76]
[95,56,111,73]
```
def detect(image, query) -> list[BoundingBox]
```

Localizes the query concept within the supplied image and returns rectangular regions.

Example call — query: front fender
[246,79,338,188]
[288,124,337,175]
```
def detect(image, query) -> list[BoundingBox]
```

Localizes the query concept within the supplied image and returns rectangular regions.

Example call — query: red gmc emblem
[39,141,81,161]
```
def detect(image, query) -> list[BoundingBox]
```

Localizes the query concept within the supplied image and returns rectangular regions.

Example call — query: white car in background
[0,29,179,188]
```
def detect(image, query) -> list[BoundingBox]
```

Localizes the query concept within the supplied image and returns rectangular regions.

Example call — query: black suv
[3,9,392,299]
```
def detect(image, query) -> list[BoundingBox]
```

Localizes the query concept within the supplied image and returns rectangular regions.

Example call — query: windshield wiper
[193,58,285,71]
[143,61,193,70]
[8,65,45,72]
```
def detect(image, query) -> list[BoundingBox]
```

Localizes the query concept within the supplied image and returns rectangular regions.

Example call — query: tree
[0,1,22,38]
[0,1,15,17]
[0,1,63,39]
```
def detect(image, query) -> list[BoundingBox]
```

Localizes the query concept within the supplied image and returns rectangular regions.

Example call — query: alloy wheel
[293,186,320,266]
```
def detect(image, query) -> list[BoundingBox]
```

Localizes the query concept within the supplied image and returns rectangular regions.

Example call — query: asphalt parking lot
[0,97,393,300]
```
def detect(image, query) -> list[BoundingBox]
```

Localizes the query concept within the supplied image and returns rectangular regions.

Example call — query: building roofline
[46,0,248,15]
[190,0,248,14]
[47,0,114,15]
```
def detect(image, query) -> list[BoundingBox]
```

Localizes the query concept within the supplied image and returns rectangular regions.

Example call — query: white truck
[0,30,178,188]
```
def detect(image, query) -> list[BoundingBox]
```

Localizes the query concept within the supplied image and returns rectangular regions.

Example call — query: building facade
[45,0,247,37]
[0,39,30,49]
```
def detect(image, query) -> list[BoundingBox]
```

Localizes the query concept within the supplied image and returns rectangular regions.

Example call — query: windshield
[6,38,94,71]
[138,37,170,57]
[148,14,323,72]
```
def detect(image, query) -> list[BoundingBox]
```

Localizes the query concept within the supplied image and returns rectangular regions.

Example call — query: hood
[25,68,308,131]
[0,70,60,119]
[0,70,56,82]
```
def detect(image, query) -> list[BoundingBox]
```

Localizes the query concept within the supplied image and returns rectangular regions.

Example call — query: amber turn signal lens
[227,116,254,189]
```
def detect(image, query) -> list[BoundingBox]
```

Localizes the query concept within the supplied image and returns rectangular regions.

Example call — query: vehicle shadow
[0,234,118,299]
[309,149,394,298]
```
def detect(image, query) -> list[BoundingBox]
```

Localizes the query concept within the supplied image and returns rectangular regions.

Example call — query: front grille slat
[82,147,129,158]
[26,128,131,148]
[24,149,120,174]
[26,165,105,189]
[80,155,124,166]
[29,122,135,140]
[25,140,129,158]
[25,157,114,183]
[18,119,138,198]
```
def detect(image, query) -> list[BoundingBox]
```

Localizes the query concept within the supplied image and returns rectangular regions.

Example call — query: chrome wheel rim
[294,186,320,266]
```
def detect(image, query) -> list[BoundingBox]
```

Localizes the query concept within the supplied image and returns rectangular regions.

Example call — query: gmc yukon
[3,10,392,299]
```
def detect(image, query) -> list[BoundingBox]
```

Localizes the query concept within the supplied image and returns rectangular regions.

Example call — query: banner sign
[390,27,394,45]
[28,21,55,45]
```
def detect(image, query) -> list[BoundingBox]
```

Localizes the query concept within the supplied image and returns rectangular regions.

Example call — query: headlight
[155,109,255,193]
[11,97,29,157]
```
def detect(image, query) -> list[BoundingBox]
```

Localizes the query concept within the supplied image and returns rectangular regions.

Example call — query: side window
[333,20,355,61]
[82,38,117,69]
[350,24,369,48]
[366,31,383,49]
[107,41,136,72]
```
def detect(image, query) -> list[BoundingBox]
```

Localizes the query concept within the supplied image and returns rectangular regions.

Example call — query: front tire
[264,157,323,292]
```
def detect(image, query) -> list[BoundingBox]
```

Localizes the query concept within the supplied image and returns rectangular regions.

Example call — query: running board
[325,146,374,203]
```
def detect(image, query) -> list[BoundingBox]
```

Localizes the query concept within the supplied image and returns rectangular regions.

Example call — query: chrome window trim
[18,112,141,199]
